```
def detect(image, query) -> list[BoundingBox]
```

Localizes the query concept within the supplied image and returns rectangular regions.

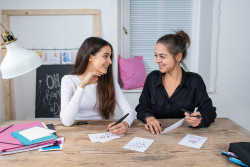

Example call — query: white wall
[210,0,250,130]
[0,0,118,120]
[1,0,250,132]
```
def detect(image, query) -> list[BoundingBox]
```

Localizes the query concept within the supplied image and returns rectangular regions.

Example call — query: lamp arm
[0,23,7,30]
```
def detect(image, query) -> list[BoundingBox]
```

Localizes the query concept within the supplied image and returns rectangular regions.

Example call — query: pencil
[0,141,23,146]
[0,124,14,134]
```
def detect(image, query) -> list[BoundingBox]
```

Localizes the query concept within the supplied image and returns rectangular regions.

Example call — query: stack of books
[0,121,57,155]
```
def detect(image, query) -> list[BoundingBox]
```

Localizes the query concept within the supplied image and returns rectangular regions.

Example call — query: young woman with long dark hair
[60,37,135,135]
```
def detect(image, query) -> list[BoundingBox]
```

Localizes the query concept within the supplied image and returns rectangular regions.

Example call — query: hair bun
[176,30,190,47]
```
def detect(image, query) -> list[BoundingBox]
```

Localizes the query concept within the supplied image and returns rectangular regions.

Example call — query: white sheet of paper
[123,137,154,152]
[18,126,56,141]
[178,134,207,149]
[161,118,185,135]
[88,132,122,143]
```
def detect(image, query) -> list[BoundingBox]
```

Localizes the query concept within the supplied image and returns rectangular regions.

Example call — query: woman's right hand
[145,117,162,135]
[79,72,103,88]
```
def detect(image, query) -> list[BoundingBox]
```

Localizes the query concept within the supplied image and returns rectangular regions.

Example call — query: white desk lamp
[0,23,42,79]
[0,23,42,121]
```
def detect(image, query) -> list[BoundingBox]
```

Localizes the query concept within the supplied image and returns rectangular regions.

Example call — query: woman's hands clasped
[107,121,129,135]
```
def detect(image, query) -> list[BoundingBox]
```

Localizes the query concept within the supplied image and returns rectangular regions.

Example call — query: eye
[160,55,165,59]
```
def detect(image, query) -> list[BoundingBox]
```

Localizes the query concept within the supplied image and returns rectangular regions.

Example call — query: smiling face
[89,45,112,74]
[155,43,178,73]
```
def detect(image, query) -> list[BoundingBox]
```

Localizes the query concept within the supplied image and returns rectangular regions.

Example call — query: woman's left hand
[184,111,202,127]
[107,121,129,135]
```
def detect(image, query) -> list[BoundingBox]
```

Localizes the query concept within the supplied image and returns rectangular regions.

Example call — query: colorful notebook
[11,126,57,145]
[0,121,54,152]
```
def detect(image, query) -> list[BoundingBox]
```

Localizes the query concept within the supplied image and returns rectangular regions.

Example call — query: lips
[158,64,165,68]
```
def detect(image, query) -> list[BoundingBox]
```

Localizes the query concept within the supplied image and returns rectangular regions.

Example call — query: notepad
[178,134,207,149]
[18,126,56,141]
[88,132,122,143]
[123,137,154,152]
[11,127,57,146]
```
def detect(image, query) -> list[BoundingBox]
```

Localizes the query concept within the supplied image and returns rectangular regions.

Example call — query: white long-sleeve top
[60,75,135,127]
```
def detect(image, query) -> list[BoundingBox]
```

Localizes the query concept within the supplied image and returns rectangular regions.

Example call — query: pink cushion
[118,55,146,90]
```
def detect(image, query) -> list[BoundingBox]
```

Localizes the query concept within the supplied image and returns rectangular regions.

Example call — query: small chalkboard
[35,65,74,118]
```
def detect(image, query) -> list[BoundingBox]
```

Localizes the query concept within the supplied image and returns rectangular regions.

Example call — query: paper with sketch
[178,134,207,149]
[161,118,185,135]
[123,137,154,152]
[88,132,122,143]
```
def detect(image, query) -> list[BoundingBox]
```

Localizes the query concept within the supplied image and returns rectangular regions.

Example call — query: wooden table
[0,118,250,167]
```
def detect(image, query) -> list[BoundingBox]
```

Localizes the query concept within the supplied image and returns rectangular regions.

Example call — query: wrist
[145,116,154,123]
[122,121,129,129]
[79,82,87,89]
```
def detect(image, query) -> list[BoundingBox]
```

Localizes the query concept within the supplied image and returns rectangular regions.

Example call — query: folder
[0,121,57,155]
[11,126,57,145]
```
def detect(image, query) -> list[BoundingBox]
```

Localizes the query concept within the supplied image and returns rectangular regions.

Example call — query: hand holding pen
[181,109,202,127]
[107,113,129,135]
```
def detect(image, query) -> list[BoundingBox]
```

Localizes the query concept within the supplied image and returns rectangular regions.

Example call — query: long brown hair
[157,30,191,69]
[71,37,116,119]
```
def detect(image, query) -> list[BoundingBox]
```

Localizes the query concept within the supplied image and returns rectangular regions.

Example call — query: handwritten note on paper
[161,118,185,135]
[178,134,207,149]
[88,132,122,143]
[123,137,154,152]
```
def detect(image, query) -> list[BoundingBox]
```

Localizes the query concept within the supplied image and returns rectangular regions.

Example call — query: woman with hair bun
[136,30,216,135]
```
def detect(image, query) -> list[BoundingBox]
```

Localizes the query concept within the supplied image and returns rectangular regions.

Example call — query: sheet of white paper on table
[178,134,207,149]
[161,118,185,135]
[18,126,56,141]
[88,132,122,143]
[123,137,154,152]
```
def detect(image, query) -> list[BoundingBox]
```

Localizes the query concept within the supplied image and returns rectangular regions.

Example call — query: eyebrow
[103,53,110,55]
[155,53,167,56]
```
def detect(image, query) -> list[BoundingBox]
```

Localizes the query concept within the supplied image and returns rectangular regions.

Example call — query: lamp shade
[0,41,42,79]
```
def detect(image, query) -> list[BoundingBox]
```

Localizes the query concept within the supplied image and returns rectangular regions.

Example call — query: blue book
[11,126,57,146]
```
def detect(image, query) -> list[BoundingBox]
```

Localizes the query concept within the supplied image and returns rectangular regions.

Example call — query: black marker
[77,121,88,125]
[107,113,129,132]
[181,109,202,119]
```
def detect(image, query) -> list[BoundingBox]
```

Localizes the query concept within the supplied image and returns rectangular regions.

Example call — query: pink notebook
[0,121,45,152]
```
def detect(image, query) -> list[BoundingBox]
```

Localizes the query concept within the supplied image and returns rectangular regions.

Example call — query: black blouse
[136,69,216,127]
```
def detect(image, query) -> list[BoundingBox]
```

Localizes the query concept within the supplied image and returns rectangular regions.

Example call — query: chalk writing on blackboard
[35,65,74,118]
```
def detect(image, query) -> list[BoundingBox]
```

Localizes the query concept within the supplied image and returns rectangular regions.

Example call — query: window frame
[118,0,220,93]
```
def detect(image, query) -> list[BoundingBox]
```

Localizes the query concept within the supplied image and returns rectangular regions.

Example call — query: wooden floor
[0,118,250,167]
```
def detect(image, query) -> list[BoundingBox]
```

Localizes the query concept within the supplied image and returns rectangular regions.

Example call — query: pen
[42,145,60,151]
[107,113,129,132]
[221,151,238,158]
[0,141,23,146]
[181,109,202,119]
[229,157,248,167]
[0,124,14,134]
[77,121,88,125]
